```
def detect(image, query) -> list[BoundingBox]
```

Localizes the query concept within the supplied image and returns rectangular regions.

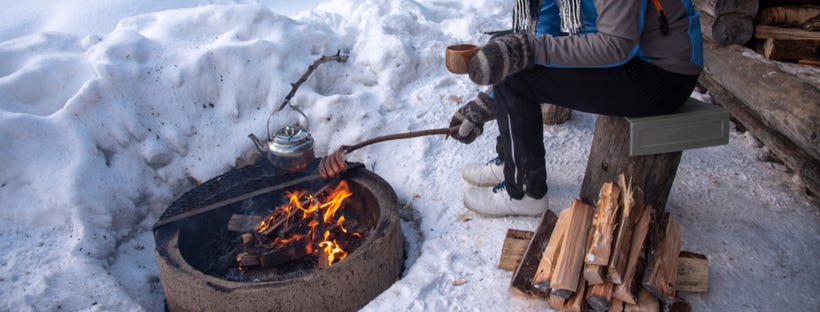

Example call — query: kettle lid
[270,126,314,154]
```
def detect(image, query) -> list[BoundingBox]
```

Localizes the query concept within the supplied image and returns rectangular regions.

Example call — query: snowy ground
[1,1,818,311]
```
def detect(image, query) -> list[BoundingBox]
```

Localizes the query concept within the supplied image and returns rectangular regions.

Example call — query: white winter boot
[461,157,505,187]
[463,182,548,217]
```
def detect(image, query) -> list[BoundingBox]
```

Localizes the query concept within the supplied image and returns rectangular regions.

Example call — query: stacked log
[693,0,759,46]
[501,176,709,311]
[754,4,820,63]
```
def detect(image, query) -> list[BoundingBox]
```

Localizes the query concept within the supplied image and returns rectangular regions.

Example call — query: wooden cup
[445,44,479,75]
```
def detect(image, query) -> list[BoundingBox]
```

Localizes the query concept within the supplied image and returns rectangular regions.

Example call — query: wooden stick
[509,210,559,298]
[551,200,594,298]
[277,51,349,111]
[613,205,652,305]
[533,209,571,291]
[499,229,535,271]
[642,213,683,305]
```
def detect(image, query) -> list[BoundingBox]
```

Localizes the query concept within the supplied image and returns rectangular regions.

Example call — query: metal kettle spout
[248,133,268,153]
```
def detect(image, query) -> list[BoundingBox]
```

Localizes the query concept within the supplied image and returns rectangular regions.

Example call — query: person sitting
[449,0,703,216]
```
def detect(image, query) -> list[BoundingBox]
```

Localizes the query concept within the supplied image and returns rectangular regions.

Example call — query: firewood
[756,5,820,26]
[509,210,559,298]
[613,206,653,305]
[236,252,260,267]
[756,24,820,40]
[642,213,683,305]
[624,287,660,312]
[586,282,613,312]
[550,292,567,310]
[499,229,535,271]
[551,200,594,299]
[609,178,642,284]
[584,217,606,285]
[227,214,263,232]
[803,15,820,31]
[563,274,588,312]
[763,37,820,62]
[700,11,754,46]
[611,299,625,312]
[586,182,621,266]
[676,251,709,293]
[533,209,571,291]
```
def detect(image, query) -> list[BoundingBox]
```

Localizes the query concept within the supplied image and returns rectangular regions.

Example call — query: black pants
[492,58,699,200]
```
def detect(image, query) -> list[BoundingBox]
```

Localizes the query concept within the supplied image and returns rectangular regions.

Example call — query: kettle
[249,125,315,172]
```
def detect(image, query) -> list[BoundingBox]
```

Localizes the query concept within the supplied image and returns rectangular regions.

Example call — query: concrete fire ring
[154,165,403,312]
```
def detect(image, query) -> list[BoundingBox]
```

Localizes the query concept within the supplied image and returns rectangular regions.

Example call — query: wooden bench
[579,98,730,218]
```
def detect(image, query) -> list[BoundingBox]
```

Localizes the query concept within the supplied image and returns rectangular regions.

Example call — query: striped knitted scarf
[512,0,582,35]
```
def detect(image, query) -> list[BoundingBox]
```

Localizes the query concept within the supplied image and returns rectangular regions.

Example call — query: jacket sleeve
[531,0,643,68]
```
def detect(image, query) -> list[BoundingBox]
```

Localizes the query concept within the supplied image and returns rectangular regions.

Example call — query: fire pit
[153,160,403,311]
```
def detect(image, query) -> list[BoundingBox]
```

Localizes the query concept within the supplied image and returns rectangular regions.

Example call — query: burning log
[642,213,683,305]
[551,200,594,299]
[532,209,571,291]
[509,210,559,298]
[613,205,653,305]
[499,229,535,271]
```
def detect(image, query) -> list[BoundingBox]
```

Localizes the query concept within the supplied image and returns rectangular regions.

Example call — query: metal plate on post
[626,98,730,156]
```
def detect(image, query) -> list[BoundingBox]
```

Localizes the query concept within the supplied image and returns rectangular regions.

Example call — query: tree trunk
[580,115,682,221]
[703,43,820,161]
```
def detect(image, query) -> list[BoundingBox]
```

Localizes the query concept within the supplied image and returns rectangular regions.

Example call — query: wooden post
[580,115,682,223]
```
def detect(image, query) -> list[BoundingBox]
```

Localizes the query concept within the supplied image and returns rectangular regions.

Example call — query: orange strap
[649,0,665,15]
[649,0,670,35]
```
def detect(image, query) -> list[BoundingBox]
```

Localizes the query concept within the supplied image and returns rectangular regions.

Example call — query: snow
[1,1,818,311]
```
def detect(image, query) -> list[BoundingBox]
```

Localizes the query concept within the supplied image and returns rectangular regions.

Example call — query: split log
[699,12,754,46]
[624,287,660,312]
[611,299,625,312]
[533,209,572,291]
[693,0,759,16]
[542,103,572,125]
[761,0,819,8]
[756,5,820,26]
[608,177,641,284]
[803,15,820,31]
[563,274,588,312]
[642,213,683,305]
[550,292,567,310]
[583,228,606,286]
[699,73,820,197]
[763,37,820,61]
[755,24,820,40]
[499,229,535,271]
[586,282,614,312]
[509,210,559,298]
[585,182,621,266]
[551,200,594,299]
[676,251,709,293]
[613,206,653,305]
[702,43,820,162]
[580,115,682,222]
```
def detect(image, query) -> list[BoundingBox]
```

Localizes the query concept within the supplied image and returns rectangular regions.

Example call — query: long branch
[277,50,350,112]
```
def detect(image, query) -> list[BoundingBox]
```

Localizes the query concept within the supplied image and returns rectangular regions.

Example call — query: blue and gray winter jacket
[530,0,703,76]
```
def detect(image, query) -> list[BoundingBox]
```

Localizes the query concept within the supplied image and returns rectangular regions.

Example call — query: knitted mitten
[449,91,495,144]
[468,33,535,86]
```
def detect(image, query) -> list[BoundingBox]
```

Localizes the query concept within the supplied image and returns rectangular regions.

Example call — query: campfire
[234,180,365,270]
